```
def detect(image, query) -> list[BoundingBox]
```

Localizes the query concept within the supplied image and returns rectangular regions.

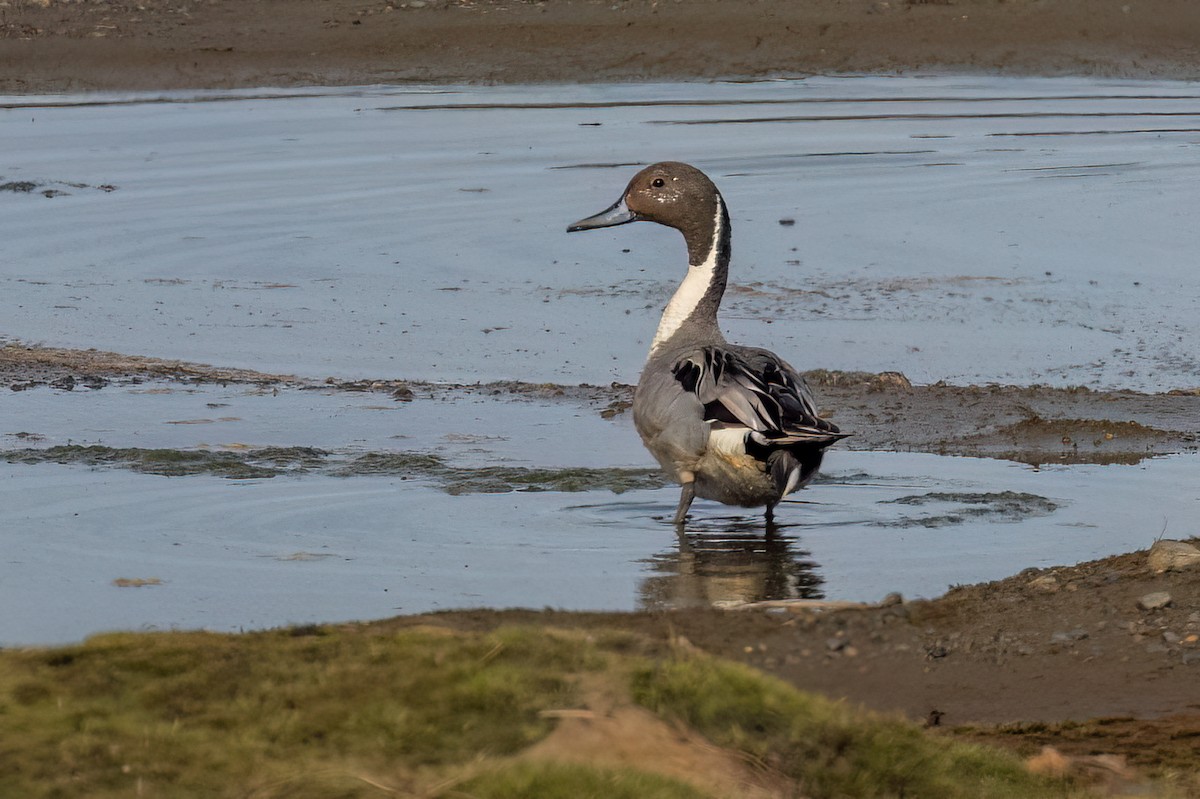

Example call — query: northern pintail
[568,161,848,524]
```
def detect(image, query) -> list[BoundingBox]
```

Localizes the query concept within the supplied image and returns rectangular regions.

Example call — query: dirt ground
[3,0,1200,94]
[387,541,1200,790]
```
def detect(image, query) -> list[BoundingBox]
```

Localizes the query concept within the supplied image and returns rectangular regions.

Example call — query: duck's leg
[673,471,696,526]
[764,506,779,537]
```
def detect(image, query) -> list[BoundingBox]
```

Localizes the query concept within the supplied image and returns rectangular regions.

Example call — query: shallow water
[3,449,1197,645]
[4,76,1200,644]
[4,76,1200,390]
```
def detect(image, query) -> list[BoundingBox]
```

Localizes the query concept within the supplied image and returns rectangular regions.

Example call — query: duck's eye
[651,178,665,188]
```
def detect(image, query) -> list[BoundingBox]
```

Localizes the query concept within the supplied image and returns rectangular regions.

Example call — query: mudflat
[3,345,1199,466]
[2,0,1200,94]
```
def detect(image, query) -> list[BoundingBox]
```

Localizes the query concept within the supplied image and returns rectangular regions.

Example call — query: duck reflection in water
[639,512,824,610]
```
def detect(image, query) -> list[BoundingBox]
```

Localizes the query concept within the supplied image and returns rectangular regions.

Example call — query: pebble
[1147,540,1200,572]
[1051,628,1089,643]
[1182,651,1200,666]
[1028,574,1060,593]
[1138,591,1172,611]
[1162,631,1182,645]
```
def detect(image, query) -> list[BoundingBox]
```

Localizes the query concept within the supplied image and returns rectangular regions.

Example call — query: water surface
[4,76,1200,390]
[4,76,1200,645]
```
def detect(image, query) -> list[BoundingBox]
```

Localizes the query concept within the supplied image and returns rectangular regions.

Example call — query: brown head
[567,162,725,256]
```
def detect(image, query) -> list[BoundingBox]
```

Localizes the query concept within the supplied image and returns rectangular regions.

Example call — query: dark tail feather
[767,448,826,496]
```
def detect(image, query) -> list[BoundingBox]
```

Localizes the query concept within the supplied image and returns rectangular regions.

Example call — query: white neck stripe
[650,197,724,354]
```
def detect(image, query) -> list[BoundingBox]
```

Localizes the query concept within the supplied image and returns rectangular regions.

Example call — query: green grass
[0,622,1092,798]
[631,657,1079,799]
[0,626,589,798]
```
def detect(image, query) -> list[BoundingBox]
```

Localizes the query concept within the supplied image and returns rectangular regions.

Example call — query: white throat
[650,197,725,354]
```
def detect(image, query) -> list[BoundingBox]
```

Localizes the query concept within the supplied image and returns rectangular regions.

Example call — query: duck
[567,161,848,525]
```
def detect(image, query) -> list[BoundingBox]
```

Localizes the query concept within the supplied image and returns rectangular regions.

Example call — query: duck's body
[568,162,847,524]
[634,341,832,509]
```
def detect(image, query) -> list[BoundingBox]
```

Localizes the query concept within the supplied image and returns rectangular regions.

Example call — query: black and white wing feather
[670,345,845,444]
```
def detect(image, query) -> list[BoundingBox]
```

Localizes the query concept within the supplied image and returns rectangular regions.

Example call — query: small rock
[1147,539,1200,572]
[826,637,848,652]
[1182,651,1200,666]
[925,644,949,659]
[1028,574,1060,593]
[879,591,903,607]
[1138,591,1172,611]
[778,218,795,227]
[1162,631,1182,645]
[1051,629,1089,644]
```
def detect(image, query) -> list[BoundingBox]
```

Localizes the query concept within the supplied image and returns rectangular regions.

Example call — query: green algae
[3,445,667,494]
[878,491,1059,528]
[4,445,328,479]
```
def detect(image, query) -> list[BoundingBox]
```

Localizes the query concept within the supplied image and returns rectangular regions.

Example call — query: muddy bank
[5,344,1198,466]
[3,0,1200,93]
[380,539,1200,789]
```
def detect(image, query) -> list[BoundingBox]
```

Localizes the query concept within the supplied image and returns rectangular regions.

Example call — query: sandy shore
[3,0,1200,94]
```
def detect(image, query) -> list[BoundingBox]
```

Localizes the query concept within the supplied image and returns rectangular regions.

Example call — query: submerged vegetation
[2,445,667,494]
[0,623,1087,798]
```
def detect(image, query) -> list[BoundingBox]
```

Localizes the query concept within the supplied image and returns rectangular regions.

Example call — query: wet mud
[5,344,1197,467]
[3,0,1200,92]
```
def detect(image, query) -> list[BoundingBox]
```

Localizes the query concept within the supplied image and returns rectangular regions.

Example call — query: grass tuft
[631,657,1078,799]
[0,627,588,798]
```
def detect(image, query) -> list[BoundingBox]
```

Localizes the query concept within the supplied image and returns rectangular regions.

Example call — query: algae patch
[877,491,1059,528]
[4,445,667,494]
[3,445,328,478]
[338,452,668,494]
